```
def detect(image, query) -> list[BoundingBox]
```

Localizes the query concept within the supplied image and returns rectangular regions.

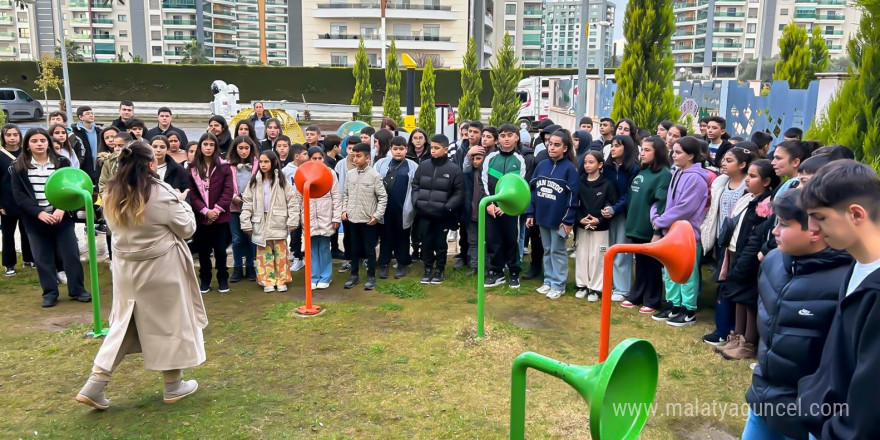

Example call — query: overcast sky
[613,0,626,40]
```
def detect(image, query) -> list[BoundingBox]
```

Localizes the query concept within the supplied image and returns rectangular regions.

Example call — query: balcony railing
[92,18,113,24]
[817,0,847,4]
[165,35,196,40]
[522,25,541,30]
[714,11,744,17]
[316,2,452,11]
[213,9,236,17]
[675,12,708,22]
[0,15,13,24]
[823,29,843,35]
[713,57,740,63]
[164,19,197,25]
[713,27,743,32]
[713,42,742,48]
[818,14,844,19]
[674,0,709,7]
[794,12,817,18]
[317,33,451,42]
[161,0,196,8]
[165,50,184,56]
[828,44,843,49]
[523,8,541,15]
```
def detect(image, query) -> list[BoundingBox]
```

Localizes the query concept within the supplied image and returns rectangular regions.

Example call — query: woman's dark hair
[150,135,170,149]
[15,128,61,173]
[97,126,120,154]
[307,146,325,160]
[659,120,673,131]
[670,124,688,138]
[407,128,429,152]
[250,150,285,189]
[749,159,781,192]
[550,129,577,165]
[193,132,221,178]
[265,118,284,140]
[811,144,854,160]
[773,187,808,229]
[640,136,669,173]
[103,141,158,228]
[49,123,82,165]
[228,135,257,166]
[166,131,182,148]
[234,119,259,145]
[381,117,398,131]
[615,118,640,145]
[374,129,393,160]
[722,146,757,175]
[1,123,21,149]
[675,136,702,165]
[610,134,638,171]
[774,140,813,163]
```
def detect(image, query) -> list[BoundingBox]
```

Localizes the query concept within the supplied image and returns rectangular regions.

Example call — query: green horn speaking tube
[509,338,659,440]
[45,167,108,338]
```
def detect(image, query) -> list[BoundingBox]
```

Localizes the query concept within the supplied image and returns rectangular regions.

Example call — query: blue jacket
[525,157,579,228]
[746,248,852,439]
[603,161,639,218]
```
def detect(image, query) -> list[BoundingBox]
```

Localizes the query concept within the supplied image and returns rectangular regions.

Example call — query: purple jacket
[189,160,235,225]
[651,163,708,242]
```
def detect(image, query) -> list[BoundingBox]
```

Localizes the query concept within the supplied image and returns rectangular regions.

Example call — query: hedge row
[0,61,610,107]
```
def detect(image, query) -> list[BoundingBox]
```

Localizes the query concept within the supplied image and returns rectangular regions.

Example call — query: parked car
[0,88,43,122]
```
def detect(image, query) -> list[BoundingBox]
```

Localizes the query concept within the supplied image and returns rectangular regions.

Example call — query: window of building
[780,8,788,15]
[423,25,440,39]
[120,45,128,53]
[118,14,127,22]
[153,46,162,56]
[505,20,515,31]
[119,30,128,37]
[745,38,755,48]
[826,39,832,45]
[393,24,410,37]
[825,25,834,34]
[150,16,160,25]
[331,53,348,67]
[367,53,378,66]
[748,8,757,17]
[505,3,516,15]
[778,24,785,30]
[330,23,347,36]
[747,23,756,33]
[424,0,439,10]
[151,30,161,40]
[360,24,378,37]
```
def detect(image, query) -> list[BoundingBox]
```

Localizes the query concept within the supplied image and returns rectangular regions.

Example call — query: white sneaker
[447,230,458,242]
[546,289,564,299]
[575,289,588,299]
[587,293,599,302]
[264,286,275,293]
[56,271,68,284]
[277,284,288,292]
[290,258,305,272]
[536,285,551,295]
[316,282,330,289]
[750,362,756,371]
[569,252,576,259]
[310,282,318,290]
[611,294,625,302]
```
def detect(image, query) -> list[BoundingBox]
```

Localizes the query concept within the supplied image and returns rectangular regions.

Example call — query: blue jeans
[310,235,332,283]
[518,216,527,261]
[230,213,256,269]
[742,409,800,440]
[609,215,632,296]
[539,225,568,291]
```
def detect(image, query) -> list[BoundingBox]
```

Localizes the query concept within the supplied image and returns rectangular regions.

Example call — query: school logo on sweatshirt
[631,175,644,193]
[536,179,563,201]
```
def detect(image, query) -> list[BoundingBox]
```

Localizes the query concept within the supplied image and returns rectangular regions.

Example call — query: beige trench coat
[94,180,208,371]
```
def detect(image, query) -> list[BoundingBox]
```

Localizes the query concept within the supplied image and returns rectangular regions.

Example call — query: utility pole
[575,0,589,119]
[56,0,73,124]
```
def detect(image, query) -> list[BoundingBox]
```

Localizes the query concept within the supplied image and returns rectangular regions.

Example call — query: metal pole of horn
[296,181,323,316]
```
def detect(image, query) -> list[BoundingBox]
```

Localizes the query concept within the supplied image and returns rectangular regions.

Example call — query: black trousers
[1,213,33,267]
[347,222,378,277]
[410,214,422,257]
[341,220,353,260]
[527,223,544,271]
[194,221,230,284]
[331,230,341,254]
[458,219,469,259]
[487,214,521,275]
[22,216,87,301]
[378,211,412,266]
[289,226,304,259]
[626,237,663,309]
[418,218,448,271]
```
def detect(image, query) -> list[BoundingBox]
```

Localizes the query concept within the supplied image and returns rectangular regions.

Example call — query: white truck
[515,75,577,131]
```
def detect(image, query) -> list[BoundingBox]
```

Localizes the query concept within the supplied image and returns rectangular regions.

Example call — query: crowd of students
[2,100,879,438]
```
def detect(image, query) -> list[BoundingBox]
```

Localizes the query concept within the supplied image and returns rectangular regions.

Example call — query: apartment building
[301,0,469,68]
[672,0,861,77]
[496,0,545,68]
[540,0,614,68]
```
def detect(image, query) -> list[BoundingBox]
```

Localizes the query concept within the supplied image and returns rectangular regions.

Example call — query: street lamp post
[593,21,611,118]
[55,0,74,125]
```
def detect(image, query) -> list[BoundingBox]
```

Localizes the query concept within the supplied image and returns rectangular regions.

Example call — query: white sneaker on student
[536,285,551,295]
[447,230,458,242]
[587,292,600,302]
[611,294,625,302]
[290,258,305,272]
[545,289,564,299]
[316,282,330,289]
[310,283,318,290]
[575,289,588,299]
[56,271,68,284]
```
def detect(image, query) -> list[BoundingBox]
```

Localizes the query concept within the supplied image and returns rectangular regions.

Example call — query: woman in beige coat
[240,151,298,293]
[294,147,342,289]
[76,141,207,410]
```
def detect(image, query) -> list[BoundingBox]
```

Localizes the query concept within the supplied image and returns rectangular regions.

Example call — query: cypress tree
[458,37,482,123]
[489,33,521,126]
[383,39,403,125]
[774,22,812,89]
[807,0,880,166]
[611,0,679,128]
[810,26,830,74]
[351,38,373,123]
[418,57,436,136]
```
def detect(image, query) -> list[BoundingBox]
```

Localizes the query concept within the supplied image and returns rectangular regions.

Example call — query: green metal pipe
[476,194,501,339]
[81,189,107,338]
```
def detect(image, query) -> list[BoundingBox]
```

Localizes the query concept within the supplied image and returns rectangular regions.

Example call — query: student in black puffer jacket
[743,189,853,440]
[411,134,464,284]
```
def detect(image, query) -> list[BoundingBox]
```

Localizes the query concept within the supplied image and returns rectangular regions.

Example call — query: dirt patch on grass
[32,311,93,332]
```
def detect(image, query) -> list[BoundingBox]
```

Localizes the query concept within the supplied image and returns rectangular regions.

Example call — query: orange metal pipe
[296,182,323,315]
[599,243,646,362]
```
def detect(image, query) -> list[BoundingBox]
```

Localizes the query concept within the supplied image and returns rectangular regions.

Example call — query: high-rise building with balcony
[672,0,861,77]
[768,0,859,58]
[495,0,547,68]
[300,0,469,68]
[540,0,614,68]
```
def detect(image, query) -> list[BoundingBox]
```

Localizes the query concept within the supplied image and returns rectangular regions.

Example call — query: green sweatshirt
[625,167,672,241]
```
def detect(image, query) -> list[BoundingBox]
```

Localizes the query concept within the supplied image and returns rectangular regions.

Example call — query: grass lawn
[0,255,751,439]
